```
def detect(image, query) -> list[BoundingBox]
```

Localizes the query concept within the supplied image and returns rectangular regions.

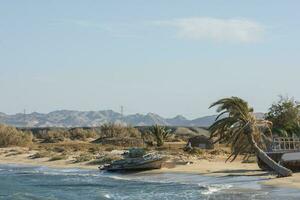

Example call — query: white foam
[200,184,232,195]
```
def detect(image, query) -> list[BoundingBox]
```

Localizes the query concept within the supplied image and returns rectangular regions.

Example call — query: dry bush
[41,130,66,143]
[68,128,98,140]
[100,123,141,138]
[93,124,143,147]
[0,124,33,147]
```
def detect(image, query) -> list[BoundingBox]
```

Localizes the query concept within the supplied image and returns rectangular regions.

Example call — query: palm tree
[148,125,171,147]
[209,97,292,177]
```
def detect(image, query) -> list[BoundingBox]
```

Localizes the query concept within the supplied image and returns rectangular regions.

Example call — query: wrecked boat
[99,148,166,172]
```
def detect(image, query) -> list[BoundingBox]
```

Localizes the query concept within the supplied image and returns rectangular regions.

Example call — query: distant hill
[0,110,265,128]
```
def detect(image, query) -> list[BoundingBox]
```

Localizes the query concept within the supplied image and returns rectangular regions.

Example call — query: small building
[186,135,215,149]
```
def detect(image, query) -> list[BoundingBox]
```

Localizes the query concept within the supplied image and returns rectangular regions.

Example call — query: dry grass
[49,154,68,161]
[0,124,33,147]
[36,128,98,143]
[29,150,53,159]
[5,151,24,157]
[35,141,104,153]
[188,148,205,156]
[73,153,94,163]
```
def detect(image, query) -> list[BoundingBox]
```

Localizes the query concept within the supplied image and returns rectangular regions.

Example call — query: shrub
[41,130,66,143]
[100,123,141,138]
[265,96,300,136]
[148,125,171,147]
[68,128,97,140]
[0,124,33,147]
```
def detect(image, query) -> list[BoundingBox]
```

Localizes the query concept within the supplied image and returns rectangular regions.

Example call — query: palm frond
[209,97,259,162]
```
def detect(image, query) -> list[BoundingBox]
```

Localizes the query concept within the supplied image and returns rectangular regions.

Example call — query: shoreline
[1,147,300,190]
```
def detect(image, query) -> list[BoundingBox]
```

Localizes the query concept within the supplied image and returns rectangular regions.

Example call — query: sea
[0,164,299,200]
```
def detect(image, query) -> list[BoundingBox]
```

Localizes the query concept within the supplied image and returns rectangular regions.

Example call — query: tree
[148,125,171,147]
[265,96,300,136]
[209,97,292,177]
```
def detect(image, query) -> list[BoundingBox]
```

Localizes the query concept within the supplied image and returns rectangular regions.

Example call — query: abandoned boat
[99,148,166,172]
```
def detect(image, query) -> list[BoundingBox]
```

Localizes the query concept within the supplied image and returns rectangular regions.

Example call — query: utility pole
[23,109,26,127]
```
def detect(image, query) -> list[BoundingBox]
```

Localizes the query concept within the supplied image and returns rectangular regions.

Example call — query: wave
[199,184,232,195]
[103,194,112,199]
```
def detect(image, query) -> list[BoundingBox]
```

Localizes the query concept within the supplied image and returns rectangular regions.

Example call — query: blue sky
[0,1,300,119]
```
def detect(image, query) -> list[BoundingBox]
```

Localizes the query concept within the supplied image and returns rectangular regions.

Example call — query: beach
[1,147,300,190]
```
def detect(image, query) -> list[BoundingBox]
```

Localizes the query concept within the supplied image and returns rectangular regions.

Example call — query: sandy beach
[1,147,300,190]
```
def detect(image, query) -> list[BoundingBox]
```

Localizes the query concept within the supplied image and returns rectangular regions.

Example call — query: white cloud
[156,17,265,43]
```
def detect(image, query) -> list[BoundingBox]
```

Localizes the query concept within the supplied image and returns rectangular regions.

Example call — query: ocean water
[0,164,299,200]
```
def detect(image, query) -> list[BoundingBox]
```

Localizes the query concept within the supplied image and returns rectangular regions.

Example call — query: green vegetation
[265,96,300,136]
[148,125,171,147]
[0,124,33,147]
[209,96,292,177]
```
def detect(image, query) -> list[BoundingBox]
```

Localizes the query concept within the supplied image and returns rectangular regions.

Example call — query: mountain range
[0,110,265,128]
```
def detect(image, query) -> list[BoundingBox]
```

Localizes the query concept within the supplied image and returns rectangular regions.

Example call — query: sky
[0,1,300,119]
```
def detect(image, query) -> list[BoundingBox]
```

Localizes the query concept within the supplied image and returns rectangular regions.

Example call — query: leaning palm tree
[148,125,171,147]
[209,97,292,177]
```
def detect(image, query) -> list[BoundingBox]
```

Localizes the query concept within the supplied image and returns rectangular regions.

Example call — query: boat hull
[101,158,166,172]
[257,151,300,171]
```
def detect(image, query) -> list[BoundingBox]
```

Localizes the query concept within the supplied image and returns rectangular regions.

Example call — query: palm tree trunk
[246,132,292,177]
